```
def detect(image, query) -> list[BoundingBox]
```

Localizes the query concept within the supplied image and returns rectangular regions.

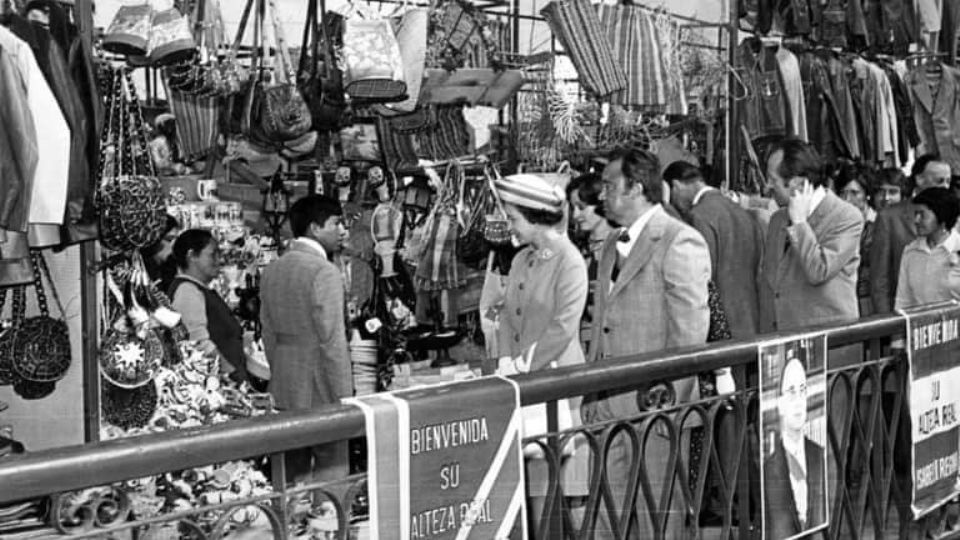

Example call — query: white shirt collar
[692,186,715,207]
[807,186,827,218]
[295,237,328,259]
[617,204,662,258]
[865,206,877,224]
[907,228,960,255]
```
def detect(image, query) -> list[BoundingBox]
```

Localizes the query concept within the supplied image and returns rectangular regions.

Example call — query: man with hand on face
[260,195,352,487]
[869,154,952,314]
[759,138,863,333]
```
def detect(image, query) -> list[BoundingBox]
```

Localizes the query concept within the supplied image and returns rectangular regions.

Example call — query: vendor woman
[170,229,247,383]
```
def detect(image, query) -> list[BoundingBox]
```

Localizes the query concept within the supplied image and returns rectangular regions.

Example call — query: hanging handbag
[249,0,312,143]
[146,6,197,67]
[384,7,429,113]
[96,68,168,253]
[297,0,349,131]
[0,287,18,386]
[102,3,153,57]
[10,251,71,385]
[540,0,627,97]
[341,3,407,102]
[482,164,511,245]
[426,0,502,70]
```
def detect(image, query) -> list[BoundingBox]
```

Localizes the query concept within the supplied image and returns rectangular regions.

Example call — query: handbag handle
[26,251,65,320]
[299,0,320,78]
[227,0,256,67]
[266,0,296,83]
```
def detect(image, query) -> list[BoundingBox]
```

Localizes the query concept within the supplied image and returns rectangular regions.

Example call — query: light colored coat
[759,190,863,333]
[583,205,711,422]
[260,240,352,411]
[496,235,588,371]
[581,205,711,539]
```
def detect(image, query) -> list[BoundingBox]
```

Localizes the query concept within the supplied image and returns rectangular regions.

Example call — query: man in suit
[666,160,763,339]
[764,354,827,538]
[582,148,711,538]
[869,154,951,314]
[260,195,352,486]
[759,138,863,333]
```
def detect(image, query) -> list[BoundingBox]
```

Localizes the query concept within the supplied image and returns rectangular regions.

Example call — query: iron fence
[0,313,958,538]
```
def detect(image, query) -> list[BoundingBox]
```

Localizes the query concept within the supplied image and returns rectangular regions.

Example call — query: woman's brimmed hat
[494,174,566,213]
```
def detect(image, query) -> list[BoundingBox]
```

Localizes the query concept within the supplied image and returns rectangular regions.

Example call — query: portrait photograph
[759,333,829,539]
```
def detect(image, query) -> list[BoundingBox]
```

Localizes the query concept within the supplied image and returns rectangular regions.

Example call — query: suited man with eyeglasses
[763,353,827,538]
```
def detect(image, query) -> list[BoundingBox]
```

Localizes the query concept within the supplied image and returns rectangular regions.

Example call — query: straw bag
[102,3,153,56]
[96,68,167,253]
[10,251,71,385]
[0,288,18,386]
[341,2,407,102]
[146,6,196,66]
[540,0,627,97]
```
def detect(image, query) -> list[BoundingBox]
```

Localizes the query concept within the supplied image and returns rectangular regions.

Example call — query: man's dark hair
[662,160,704,186]
[767,138,826,187]
[913,187,960,230]
[834,161,877,200]
[911,153,943,179]
[172,229,214,270]
[289,195,343,238]
[607,147,662,203]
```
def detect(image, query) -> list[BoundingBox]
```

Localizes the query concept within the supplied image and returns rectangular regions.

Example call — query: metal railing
[0,312,956,539]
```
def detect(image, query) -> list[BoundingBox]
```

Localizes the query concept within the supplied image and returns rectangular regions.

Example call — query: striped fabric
[494,174,565,212]
[540,0,627,98]
[414,209,463,291]
[167,89,219,162]
[597,3,668,109]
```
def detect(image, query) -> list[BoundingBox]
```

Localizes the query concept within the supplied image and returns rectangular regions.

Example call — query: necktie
[612,229,629,282]
[786,449,808,528]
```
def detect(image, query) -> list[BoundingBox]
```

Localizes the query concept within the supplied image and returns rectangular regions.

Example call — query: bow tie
[617,229,630,243]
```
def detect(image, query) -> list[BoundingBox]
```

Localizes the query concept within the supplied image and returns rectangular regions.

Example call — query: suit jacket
[869,201,917,314]
[759,190,863,333]
[764,437,827,538]
[688,189,763,338]
[583,206,711,422]
[907,64,960,173]
[260,240,352,411]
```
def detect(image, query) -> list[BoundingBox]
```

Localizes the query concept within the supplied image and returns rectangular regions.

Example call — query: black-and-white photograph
[760,334,829,540]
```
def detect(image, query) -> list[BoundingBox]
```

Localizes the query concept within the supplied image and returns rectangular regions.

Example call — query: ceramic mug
[196,179,218,201]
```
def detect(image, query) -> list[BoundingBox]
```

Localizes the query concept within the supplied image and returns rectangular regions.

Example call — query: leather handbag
[250,0,312,143]
[297,0,349,131]
[96,68,167,253]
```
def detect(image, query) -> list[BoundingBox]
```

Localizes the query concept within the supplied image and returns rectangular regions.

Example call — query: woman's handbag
[540,0,627,97]
[102,3,153,56]
[297,0,348,131]
[97,68,168,253]
[482,165,511,245]
[245,0,312,144]
[341,3,407,102]
[10,251,71,385]
[146,6,196,66]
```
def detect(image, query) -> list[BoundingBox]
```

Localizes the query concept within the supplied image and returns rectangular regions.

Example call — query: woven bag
[482,165,511,245]
[0,288,18,386]
[11,251,72,384]
[96,68,167,253]
[341,7,407,102]
[539,0,626,97]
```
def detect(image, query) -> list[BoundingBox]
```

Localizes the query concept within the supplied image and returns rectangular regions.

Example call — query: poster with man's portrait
[759,333,829,539]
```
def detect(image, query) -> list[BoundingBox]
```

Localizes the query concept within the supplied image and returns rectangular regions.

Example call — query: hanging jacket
[757,0,818,36]
[737,38,789,140]
[906,64,960,173]
[0,44,37,235]
[883,64,919,165]
[827,54,861,159]
[799,51,853,162]
[818,0,847,47]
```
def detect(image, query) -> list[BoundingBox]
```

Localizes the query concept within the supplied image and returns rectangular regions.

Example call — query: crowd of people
[137,135,960,534]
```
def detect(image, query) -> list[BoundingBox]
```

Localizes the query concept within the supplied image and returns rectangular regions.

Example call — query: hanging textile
[167,89,220,162]
[906,62,960,173]
[540,0,626,98]
[597,2,667,109]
